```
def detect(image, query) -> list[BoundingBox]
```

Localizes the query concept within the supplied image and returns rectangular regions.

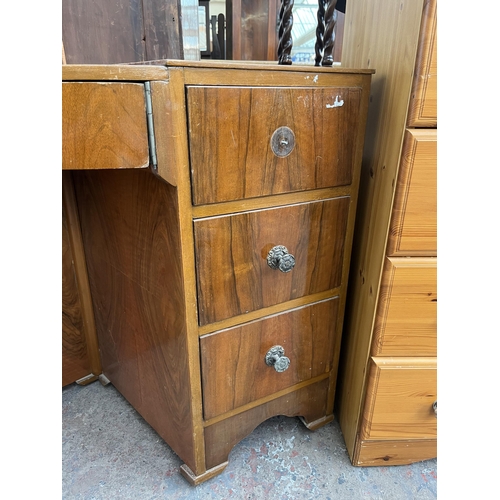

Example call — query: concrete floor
[62,381,437,499]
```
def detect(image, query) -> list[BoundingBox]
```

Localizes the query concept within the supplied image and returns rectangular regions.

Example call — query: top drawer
[187,86,362,205]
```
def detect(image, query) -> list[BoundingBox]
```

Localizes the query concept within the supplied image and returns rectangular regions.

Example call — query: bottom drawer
[200,298,339,420]
[354,438,437,466]
[361,357,437,440]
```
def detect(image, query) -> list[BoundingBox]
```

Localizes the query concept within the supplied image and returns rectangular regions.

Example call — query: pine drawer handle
[265,345,291,373]
[267,245,295,273]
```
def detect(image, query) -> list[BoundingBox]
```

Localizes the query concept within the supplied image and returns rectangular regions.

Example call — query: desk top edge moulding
[62,58,373,484]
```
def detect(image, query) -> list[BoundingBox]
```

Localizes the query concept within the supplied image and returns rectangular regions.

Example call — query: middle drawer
[200,297,339,420]
[194,197,350,326]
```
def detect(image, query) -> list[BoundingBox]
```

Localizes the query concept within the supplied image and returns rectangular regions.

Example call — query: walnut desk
[62,60,373,484]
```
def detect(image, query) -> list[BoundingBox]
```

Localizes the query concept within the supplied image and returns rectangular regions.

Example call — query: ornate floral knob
[265,345,291,372]
[267,245,295,273]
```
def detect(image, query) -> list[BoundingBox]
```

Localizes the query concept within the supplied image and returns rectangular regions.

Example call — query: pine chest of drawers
[336,0,437,466]
[62,60,373,484]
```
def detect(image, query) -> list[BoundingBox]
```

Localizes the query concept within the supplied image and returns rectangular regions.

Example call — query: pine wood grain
[354,438,437,466]
[335,0,426,459]
[386,129,437,256]
[194,197,350,325]
[200,298,339,419]
[62,82,149,170]
[187,86,362,204]
[372,257,437,356]
[361,357,437,440]
[407,0,437,127]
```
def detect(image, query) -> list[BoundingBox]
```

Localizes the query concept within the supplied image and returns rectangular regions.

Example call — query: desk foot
[299,413,334,431]
[180,462,229,485]
[75,373,99,386]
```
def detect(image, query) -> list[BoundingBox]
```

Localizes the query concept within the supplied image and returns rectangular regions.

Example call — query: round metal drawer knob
[265,345,291,373]
[267,245,296,273]
[433,400,437,417]
[271,126,295,157]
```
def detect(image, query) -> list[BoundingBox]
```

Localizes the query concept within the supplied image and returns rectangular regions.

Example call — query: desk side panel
[73,169,196,470]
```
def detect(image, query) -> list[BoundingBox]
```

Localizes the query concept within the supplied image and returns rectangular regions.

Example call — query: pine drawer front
[372,257,436,357]
[200,298,339,420]
[62,82,149,171]
[386,129,437,256]
[194,197,350,326]
[361,357,437,440]
[187,86,362,205]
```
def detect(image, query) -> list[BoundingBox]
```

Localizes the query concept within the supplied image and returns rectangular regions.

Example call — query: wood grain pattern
[372,257,437,357]
[62,64,169,82]
[149,81,178,186]
[354,438,437,466]
[141,0,183,60]
[62,171,102,386]
[62,0,183,64]
[63,61,373,482]
[62,0,146,64]
[407,0,437,127]
[361,357,437,440]
[204,378,330,470]
[194,197,350,325]
[386,129,437,256]
[187,86,362,204]
[200,298,339,419]
[73,168,198,472]
[159,67,209,475]
[228,0,278,61]
[335,0,426,459]
[62,188,90,385]
[62,83,149,170]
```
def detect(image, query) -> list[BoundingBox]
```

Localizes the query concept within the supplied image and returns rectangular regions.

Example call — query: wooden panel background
[62,0,183,64]
[228,0,279,60]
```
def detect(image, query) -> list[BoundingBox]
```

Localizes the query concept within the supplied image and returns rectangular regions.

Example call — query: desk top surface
[62,59,375,82]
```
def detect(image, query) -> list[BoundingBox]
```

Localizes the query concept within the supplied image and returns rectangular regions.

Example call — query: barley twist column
[278,0,294,65]
[315,0,326,66]
[322,0,337,66]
